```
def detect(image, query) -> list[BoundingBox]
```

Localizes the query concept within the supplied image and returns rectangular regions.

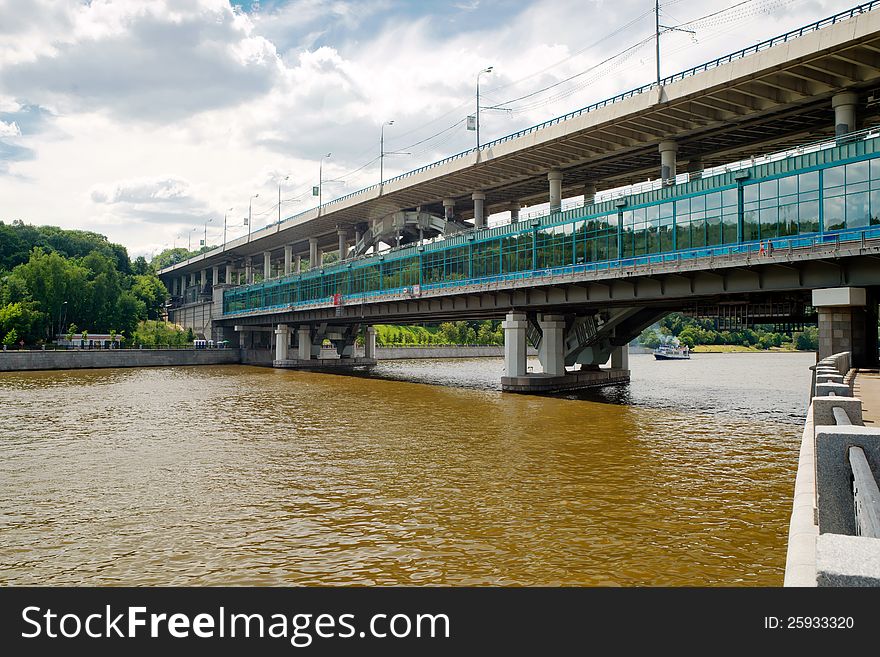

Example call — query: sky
[0,0,862,258]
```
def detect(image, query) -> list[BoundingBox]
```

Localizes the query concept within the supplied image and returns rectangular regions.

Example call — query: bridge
[160,3,880,392]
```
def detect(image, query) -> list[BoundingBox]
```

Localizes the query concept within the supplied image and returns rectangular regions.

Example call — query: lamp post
[319,153,331,212]
[278,175,289,224]
[247,193,259,241]
[380,120,393,184]
[222,206,234,248]
[202,217,213,250]
[57,301,67,341]
[188,227,197,251]
[476,66,493,149]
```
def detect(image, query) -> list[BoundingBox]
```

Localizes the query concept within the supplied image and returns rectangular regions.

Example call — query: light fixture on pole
[318,153,331,213]
[222,207,233,248]
[380,121,393,184]
[654,1,695,85]
[278,175,289,224]
[247,193,259,241]
[203,217,213,249]
[188,227,197,251]
[476,66,493,149]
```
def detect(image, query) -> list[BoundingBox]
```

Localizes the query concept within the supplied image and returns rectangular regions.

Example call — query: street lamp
[278,175,289,224]
[319,153,331,211]
[247,193,259,241]
[188,227,197,251]
[476,66,493,149]
[222,206,234,248]
[57,301,67,341]
[202,217,213,250]
[380,120,393,184]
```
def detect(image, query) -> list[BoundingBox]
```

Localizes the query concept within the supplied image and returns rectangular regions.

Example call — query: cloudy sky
[0,0,859,258]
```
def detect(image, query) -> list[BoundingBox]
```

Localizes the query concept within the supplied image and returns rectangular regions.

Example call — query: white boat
[653,343,690,360]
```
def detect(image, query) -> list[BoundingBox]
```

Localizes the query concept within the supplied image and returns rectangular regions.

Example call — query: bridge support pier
[274,324,289,361]
[659,140,677,186]
[548,169,562,213]
[472,192,486,229]
[509,202,520,223]
[538,314,566,376]
[284,245,293,275]
[814,287,879,367]
[338,228,348,260]
[309,238,319,270]
[611,344,629,370]
[502,311,528,377]
[263,251,271,280]
[832,92,858,136]
[583,182,596,206]
[225,263,233,285]
[365,326,377,360]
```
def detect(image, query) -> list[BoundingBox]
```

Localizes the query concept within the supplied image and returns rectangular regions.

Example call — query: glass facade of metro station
[224,135,880,315]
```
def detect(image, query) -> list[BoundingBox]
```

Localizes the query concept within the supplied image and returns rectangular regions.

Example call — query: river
[0,352,812,586]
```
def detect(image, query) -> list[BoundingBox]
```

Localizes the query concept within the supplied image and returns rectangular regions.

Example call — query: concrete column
[309,237,319,269]
[538,313,566,376]
[813,287,875,367]
[238,329,249,349]
[354,228,363,246]
[212,266,219,286]
[659,140,678,186]
[263,251,271,280]
[611,344,629,370]
[275,324,289,361]
[583,182,597,205]
[832,92,858,136]
[472,192,486,229]
[297,325,312,360]
[317,248,323,266]
[502,311,528,378]
[180,275,187,294]
[509,202,521,223]
[337,228,348,260]
[442,198,455,221]
[201,269,209,289]
[284,245,293,275]
[365,326,376,360]
[548,169,562,213]
[246,257,254,284]
[224,263,233,285]
[295,254,302,274]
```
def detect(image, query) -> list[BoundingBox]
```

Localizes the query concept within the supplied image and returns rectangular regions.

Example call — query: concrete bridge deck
[853,370,880,425]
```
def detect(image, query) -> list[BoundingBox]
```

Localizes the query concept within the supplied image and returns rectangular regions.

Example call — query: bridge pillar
[611,344,629,370]
[309,237,319,270]
[180,275,186,295]
[659,140,678,186]
[245,257,254,284]
[284,245,293,275]
[538,313,566,376]
[472,192,486,229]
[297,325,313,360]
[503,311,528,377]
[443,198,455,221]
[212,266,219,286]
[548,169,562,213]
[832,92,858,136]
[583,182,596,205]
[201,269,209,290]
[262,251,271,280]
[275,324,289,361]
[813,287,877,367]
[364,326,376,360]
[295,253,302,274]
[224,263,233,284]
[337,228,348,260]
[509,202,520,223]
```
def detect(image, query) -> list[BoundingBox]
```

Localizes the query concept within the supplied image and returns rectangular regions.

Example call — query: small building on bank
[56,333,123,349]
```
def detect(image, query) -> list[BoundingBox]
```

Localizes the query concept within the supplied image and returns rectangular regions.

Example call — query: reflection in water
[0,353,811,586]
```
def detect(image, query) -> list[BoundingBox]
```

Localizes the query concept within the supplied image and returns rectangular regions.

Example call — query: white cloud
[0,120,21,138]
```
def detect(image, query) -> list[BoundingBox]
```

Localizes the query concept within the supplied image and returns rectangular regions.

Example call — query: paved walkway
[852,370,880,425]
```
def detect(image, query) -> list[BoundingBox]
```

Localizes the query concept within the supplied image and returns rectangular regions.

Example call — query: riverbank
[0,348,240,372]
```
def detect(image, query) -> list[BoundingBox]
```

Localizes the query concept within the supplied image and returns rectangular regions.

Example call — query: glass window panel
[799,201,819,233]
[778,175,798,197]
[799,170,819,192]
[706,192,721,210]
[871,158,880,182]
[743,184,758,203]
[846,191,870,229]
[659,202,673,219]
[690,195,705,212]
[706,215,722,246]
[675,198,690,215]
[846,160,869,184]
[744,209,760,241]
[759,207,778,239]
[722,212,738,243]
[722,188,738,207]
[872,190,880,226]
[823,196,845,231]
[759,179,777,199]
[779,204,798,236]
[847,180,869,195]
[823,165,845,190]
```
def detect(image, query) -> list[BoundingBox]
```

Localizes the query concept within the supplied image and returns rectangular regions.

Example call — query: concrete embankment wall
[360,346,538,359]
[0,349,241,372]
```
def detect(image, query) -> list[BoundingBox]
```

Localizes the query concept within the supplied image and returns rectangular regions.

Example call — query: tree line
[0,221,168,346]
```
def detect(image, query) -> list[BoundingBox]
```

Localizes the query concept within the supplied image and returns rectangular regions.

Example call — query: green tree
[3,328,18,347]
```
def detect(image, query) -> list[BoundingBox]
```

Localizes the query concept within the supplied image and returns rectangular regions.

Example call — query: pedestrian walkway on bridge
[852,370,880,425]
